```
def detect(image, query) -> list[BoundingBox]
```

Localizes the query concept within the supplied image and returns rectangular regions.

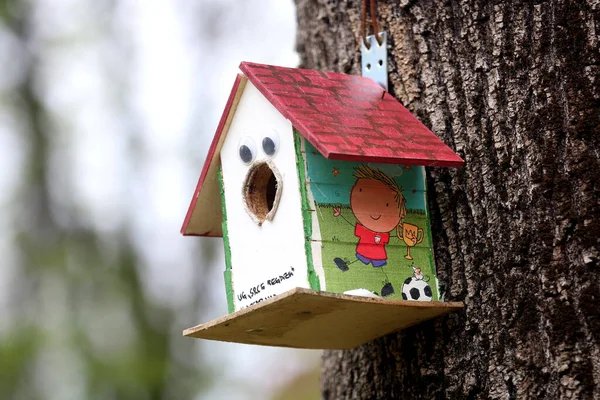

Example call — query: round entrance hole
[242,161,282,225]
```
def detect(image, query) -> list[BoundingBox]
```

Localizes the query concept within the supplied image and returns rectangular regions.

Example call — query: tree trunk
[295,0,600,398]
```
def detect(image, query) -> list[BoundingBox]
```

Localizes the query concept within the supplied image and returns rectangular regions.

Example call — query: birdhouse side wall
[301,137,441,301]
[219,82,312,312]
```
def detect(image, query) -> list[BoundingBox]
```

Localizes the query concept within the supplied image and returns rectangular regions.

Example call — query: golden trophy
[396,223,424,260]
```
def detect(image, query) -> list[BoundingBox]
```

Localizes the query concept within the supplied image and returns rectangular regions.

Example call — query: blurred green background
[0,0,320,398]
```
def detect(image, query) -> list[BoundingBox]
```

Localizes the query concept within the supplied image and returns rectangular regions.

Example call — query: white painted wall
[220,82,310,311]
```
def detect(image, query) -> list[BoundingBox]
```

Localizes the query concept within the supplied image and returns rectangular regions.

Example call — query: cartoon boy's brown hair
[354,165,407,219]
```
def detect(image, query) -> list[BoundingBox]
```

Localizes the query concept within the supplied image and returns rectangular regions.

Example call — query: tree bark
[295,0,600,398]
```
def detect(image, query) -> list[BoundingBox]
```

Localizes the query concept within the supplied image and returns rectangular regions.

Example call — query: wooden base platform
[184,288,463,350]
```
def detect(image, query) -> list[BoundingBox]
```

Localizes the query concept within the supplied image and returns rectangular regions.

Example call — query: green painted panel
[302,141,439,301]
[294,130,320,291]
[218,166,235,313]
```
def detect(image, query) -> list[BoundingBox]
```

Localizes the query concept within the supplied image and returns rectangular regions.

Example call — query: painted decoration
[300,136,439,301]
[218,83,316,312]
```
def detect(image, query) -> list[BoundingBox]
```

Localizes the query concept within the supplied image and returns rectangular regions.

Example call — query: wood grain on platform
[184,288,463,350]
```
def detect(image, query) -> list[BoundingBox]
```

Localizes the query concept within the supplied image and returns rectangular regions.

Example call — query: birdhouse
[181,62,464,349]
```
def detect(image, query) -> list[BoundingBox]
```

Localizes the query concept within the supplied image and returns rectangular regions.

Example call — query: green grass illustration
[314,203,439,301]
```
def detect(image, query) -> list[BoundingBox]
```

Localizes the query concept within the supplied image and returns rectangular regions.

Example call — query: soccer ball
[401,277,433,301]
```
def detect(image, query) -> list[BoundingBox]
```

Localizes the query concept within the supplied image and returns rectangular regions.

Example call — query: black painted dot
[424,285,432,297]
[410,288,420,300]
[262,137,276,156]
[386,203,389,207]
[359,188,362,192]
[239,145,253,163]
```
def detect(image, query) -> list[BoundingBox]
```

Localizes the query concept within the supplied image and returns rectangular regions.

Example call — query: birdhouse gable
[218,81,312,311]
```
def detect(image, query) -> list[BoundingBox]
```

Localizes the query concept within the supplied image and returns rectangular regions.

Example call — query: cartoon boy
[333,165,407,296]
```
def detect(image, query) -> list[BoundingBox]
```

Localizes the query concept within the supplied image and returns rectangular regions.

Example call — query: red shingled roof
[181,63,465,236]
[240,62,464,167]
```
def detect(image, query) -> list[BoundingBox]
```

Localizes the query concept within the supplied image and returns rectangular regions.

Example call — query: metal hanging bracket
[361,31,388,90]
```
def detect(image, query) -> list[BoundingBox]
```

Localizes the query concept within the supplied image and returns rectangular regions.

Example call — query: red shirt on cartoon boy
[355,223,389,261]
